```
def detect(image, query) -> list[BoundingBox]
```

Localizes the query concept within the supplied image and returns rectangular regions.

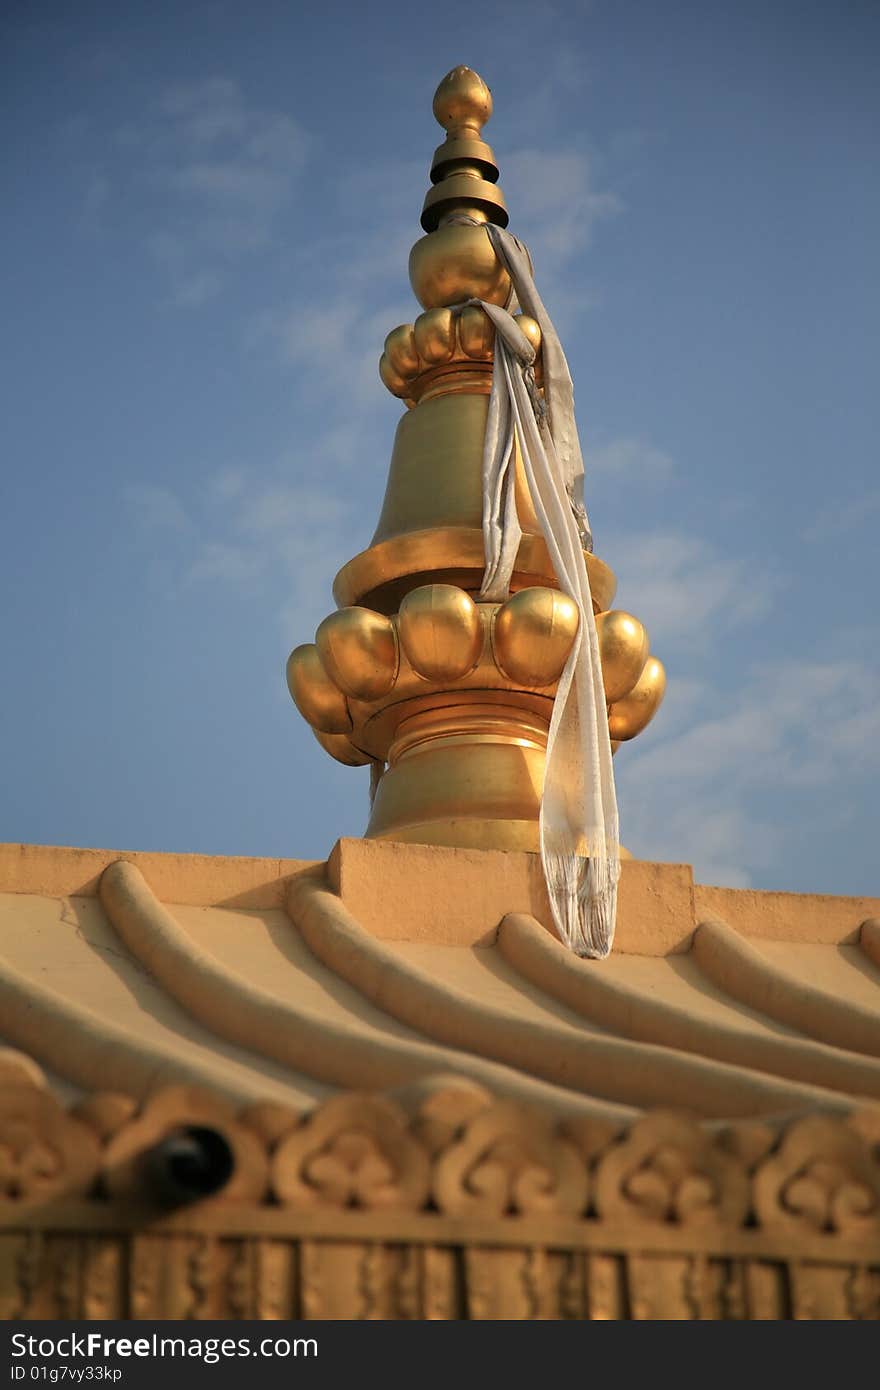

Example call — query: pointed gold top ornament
[421,66,507,231]
[285,68,666,858]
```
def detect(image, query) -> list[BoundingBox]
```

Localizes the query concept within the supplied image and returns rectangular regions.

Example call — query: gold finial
[285,66,666,859]
[421,65,507,232]
[432,66,492,137]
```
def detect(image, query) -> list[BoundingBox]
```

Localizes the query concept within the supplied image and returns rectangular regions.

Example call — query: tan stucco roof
[1,839,878,1127]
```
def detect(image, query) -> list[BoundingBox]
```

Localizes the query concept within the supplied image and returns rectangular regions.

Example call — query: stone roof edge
[2,839,878,950]
[0,841,319,909]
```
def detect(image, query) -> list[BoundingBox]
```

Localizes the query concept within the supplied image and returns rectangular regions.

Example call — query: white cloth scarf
[472,222,620,958]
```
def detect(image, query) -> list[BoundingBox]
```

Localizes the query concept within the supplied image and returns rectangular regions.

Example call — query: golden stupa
[0,69,878,1324]
[286,64,664,853]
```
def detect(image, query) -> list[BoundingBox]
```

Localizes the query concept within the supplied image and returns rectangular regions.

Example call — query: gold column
[286,67,665,852]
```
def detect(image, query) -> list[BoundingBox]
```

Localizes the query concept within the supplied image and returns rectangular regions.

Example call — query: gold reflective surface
[383,323,419,377]
[367,727,548,848]
[380,306,542,405]
[412,306,457,365]
[421,174,508,232]
[608,657,667,740]
[458,303,496,360]
[420,67,507,233]
[493,588,579,686]
[315,607,398,702]
[333,528,617,616]
[371,394,535,542]
[312,728,372,767]
[432,65,493,135]
[409,223,511,308]
[286,645,351,735]
[596,610,650,703]
[285,67,668,853]
[397,584,483,682]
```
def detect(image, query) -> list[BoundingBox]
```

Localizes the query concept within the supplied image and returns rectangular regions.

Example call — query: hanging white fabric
[472,222,620,958]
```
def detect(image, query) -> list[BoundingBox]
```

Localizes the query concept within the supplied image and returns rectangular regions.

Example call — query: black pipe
[143,1125,235,1207]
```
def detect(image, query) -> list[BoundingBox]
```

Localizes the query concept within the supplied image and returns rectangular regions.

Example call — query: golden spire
[285,69,666,851]
[420,66,507,232]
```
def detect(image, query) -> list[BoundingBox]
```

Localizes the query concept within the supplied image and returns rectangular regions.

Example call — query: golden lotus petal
[312,729,372,767]
[458,303,495,360]
[379,353,408,398]
[315,608,398,702]
[398,584,483,682]
[384,323,420,377]
[286,644,351,735]
[608,657,666,741]
[494,587,579,687]
[413,307,456,365]
[513,313,542,354]
[596,610,650,703]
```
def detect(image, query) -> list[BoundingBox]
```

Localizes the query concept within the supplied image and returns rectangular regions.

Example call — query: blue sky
[3,0,878,894]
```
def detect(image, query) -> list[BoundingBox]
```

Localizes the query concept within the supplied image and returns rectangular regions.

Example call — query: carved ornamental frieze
[2,1082,879,1320]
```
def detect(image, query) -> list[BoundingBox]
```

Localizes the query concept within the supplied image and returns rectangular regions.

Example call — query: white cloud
[802,488,880,543]
[79,171,109,233]
[186,541,263,585]
[157,79,309,260]
[158,76,307,164]
[143,231,225,306]
[623,571,871,798]
[617,654,880,885]
[63,40,125,81]
[173,268,223,306]
[501,147,621,270]
[238,486,348,535]
[276,302,357,371]
[124,485,191,532]
[587,436,676,485]
[620,795,773,889]
[170,161,287,209]
[605,530,769,649]
[255,290,415,428]
[596,479,876,888]
[647,674,707,735]
[126,472,360,644]
[208,469,246,502]
[159,77,246,141]
[97,76,311,304]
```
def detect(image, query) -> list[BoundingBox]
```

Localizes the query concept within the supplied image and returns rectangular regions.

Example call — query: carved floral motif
[432,1101,588,1218]
[753,1115,880,1236]
[271,1095,430,1211]
[0,1087,99,1204]
[593,1112,751,1227]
